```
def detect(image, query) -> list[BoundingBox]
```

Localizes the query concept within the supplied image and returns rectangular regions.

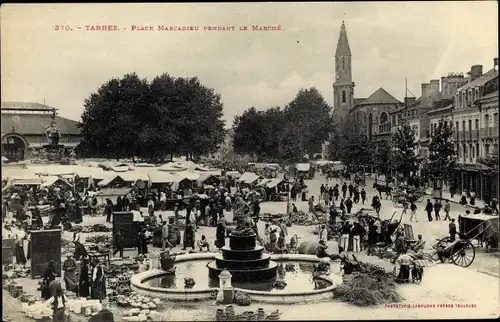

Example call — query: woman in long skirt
[215,221,226,249]
[14,234,27,266]
[26,232,31,261]
[91,262,106,301]
[78,258,90,298]
[41,260,57,299]
[182,221,195,250]
[62,255,78,294]
[44,280,67,322]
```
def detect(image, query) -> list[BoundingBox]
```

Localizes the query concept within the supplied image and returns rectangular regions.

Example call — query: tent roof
[266,178,283,188]
[177,171,200,181]
[296,163,311,172]
[158,162,186,172]
[41,176,72,188]
[117,171,149,182]
[256,178,272,187]
[97,187,133,196]
[238,172,261,183]
[148,171,183,184]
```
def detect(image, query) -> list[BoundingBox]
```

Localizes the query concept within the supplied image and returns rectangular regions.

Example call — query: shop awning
[296,163,310,172]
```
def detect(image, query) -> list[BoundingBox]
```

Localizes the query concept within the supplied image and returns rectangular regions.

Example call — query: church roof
[354,98,367,106]
[336,21,351,56]
[358,88,401,106]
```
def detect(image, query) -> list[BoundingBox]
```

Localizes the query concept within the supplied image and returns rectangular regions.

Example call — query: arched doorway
[1,134,26,162]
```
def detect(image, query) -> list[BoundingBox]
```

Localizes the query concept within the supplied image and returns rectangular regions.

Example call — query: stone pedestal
[42,144,65,161]
[149,252,160,270]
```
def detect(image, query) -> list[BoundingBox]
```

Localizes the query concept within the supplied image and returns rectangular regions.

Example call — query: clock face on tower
[336,74,340,80]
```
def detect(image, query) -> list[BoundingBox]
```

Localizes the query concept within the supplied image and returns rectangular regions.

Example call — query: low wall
[130,252,343,304]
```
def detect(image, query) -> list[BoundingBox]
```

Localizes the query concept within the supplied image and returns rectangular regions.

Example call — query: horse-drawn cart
[458,211,499,252]
[431,234,476,267]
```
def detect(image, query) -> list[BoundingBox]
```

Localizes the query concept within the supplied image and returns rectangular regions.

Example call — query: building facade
[450,59,499,200]
[1,101,82,161]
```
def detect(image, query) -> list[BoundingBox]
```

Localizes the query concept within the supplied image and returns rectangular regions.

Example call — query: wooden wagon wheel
[450,240,475,268]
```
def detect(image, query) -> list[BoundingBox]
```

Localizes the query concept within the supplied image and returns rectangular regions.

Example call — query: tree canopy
[77,73,225,161]
[391,122,419,180]
[328,119,372,171]
[232,87,333,162]
[372,139,392,176]
[421,119,457,186]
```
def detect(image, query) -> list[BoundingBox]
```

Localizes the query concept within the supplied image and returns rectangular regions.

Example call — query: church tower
[333,21,355,124]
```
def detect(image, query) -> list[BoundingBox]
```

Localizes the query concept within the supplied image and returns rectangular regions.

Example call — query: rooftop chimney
[429,79,440,103]
[421,83,431,105]
[468,65,483,81]
[405,97,416,106]
[494,58,499,70]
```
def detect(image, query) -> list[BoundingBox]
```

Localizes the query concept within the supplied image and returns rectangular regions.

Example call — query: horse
[373,183,392,199]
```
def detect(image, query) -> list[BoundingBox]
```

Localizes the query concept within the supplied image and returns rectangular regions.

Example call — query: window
[475,88,479,100]
[458,93,462,108]
[462,121,466,133]
[470,144,474,159]
[475,119,479,130]
[380,111,388,123]
[342,58,345,69]
[463,144,468,159]
[392,115,397,124]
[485,114,490,128]
[476,143,480,158]
[485,144,490,156]
[456,121,459,131]
[468,119,472,132]
[457,144,461,158]
[494,113,498,127]
[342,90,346,103]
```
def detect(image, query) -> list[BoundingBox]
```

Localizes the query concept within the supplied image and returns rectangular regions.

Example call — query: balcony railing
[480,127,499,138]
[378,123,391,134]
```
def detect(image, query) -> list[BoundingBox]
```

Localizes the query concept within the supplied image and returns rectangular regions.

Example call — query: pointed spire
[336,21,352,56]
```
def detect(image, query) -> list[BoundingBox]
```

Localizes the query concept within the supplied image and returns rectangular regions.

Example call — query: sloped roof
[429,98,454,112]
[354,98,367,106]
[475,91,499,104]
[458,69,499,91]
[335,21,352,56]
[1,113,81,135]
[1,101,58,111]
[358,88,401,105]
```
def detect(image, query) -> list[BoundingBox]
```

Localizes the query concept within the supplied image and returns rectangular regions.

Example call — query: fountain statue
[42,112,65,162]
[207,209,278,283]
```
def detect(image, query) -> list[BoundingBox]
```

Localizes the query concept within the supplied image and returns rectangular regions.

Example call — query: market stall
[458,211,499,251]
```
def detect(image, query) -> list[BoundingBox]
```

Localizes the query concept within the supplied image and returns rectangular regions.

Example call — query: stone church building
[332,21,403,141]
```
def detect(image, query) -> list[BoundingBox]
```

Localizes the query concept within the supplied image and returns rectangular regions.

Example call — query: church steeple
[333,21,355,123]
[335,21,351,57]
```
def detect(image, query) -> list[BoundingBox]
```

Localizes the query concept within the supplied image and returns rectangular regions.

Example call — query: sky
[1,2,498,128]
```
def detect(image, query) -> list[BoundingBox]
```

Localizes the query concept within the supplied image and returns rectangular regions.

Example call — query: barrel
[168,226,177,245]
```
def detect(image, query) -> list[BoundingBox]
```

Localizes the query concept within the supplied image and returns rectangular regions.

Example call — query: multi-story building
[1,101,82,161]
[450,58,499,200]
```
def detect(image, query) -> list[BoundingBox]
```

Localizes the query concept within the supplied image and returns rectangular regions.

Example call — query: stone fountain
[207,219,278,282]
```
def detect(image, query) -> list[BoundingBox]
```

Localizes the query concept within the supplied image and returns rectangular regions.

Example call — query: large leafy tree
[328,120,372,171]
[283,88,333,157]
[421,119,457,187]
[372,139,392,176]
[391,122,419,181]
[78,73,150,159]
[78,73,225,161]
[232,107,269,158]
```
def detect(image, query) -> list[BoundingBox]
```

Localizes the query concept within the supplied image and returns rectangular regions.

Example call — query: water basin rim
[133,254,340,296]
[138,270,336,296]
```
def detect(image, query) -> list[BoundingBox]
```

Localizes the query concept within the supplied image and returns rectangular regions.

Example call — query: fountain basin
[130,253,343,304]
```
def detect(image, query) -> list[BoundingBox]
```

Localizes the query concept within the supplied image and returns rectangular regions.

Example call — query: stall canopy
[40,176,73,189]
[177,171,200,181]
[238,172,261,184]
[148,171,183,184]
[296,163,311,172]
[256,178,272,187]
[266,178,283,189]
[226,171,241,179]
[96,187,133,204]
[197,172,218,183]
[8,176,43,186]
[117,171,149,183]
[158,162,187,172]
[97,175,129,188]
